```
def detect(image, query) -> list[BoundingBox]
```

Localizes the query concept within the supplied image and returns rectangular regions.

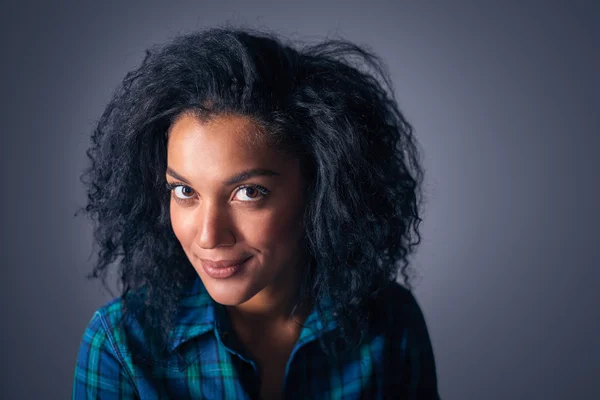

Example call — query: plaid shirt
[73,276,440,399]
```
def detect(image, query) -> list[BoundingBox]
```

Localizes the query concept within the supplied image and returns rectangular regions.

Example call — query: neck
[226,256,310,328]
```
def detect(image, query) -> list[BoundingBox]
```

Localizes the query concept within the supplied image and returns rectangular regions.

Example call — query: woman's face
[166,112,307,307]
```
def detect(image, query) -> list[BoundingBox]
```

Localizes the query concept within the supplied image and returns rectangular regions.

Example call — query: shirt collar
[168,275,338,352]
[168,276,215,351]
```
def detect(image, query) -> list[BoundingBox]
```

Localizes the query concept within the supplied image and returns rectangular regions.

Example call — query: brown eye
[232,184,271,202]
[244,187,258,198]
[171,184,195,200]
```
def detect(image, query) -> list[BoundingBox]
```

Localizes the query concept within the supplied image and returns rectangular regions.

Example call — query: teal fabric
[73,276,440,399]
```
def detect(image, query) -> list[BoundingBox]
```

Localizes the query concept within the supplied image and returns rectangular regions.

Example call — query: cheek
[169,202,195,245]
[239,205,304,251]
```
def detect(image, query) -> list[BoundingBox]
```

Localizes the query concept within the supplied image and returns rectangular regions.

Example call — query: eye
[233,184,271,202]
[174,185,195,199]
[166,182,196,203]
[165,182,270,204]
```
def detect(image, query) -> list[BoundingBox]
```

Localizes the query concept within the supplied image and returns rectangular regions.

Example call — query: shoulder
[373,281,441,399]
[82,292,158,366]
[75,295,137,367]
[85,296,130,350]
[370,281,436,373]
[73,296,139,397]
[373,281,429,333]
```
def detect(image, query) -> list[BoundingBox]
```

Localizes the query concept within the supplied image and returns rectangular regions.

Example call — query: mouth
[200,256,252,279]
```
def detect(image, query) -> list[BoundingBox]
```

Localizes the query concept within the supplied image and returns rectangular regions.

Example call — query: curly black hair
[78,26,424,363]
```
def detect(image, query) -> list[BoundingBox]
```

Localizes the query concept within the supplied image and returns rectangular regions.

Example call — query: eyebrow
[166,166,280,186]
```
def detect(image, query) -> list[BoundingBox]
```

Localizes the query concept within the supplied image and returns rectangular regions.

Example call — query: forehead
[166,113,292,182]
[168,112,265,150]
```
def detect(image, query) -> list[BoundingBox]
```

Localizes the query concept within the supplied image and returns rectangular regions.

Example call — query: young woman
[72,27,440,399]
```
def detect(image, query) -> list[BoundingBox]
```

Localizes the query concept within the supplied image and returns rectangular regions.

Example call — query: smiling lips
[199,256,252,279]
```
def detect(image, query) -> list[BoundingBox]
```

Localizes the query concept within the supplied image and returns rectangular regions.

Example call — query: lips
[199,256,252,279]
[199,257,251,269]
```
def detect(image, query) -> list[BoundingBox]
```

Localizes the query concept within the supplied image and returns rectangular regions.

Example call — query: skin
[166,112,310,399]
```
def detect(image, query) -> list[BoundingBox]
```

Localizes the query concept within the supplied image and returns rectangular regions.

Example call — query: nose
[195,200,236,249]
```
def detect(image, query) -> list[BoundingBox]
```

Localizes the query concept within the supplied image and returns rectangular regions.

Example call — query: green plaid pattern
[73,277,440,399]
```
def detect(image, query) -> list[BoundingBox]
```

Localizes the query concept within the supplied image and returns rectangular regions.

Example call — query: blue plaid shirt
[73,276,440,399]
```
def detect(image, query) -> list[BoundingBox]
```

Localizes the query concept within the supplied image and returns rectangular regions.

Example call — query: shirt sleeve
[405,291,440,399]
[383,285,441,399]
[72,311,139,399]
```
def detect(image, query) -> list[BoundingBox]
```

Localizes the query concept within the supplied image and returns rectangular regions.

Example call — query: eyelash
[165,181,271,204]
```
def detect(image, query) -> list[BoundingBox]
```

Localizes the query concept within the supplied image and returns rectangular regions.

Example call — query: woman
[72,27,440,399]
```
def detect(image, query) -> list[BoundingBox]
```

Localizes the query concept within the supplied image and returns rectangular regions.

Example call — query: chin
[196,271,263,306]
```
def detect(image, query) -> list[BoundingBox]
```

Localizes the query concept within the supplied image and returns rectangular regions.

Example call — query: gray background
[1,0,598,399]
